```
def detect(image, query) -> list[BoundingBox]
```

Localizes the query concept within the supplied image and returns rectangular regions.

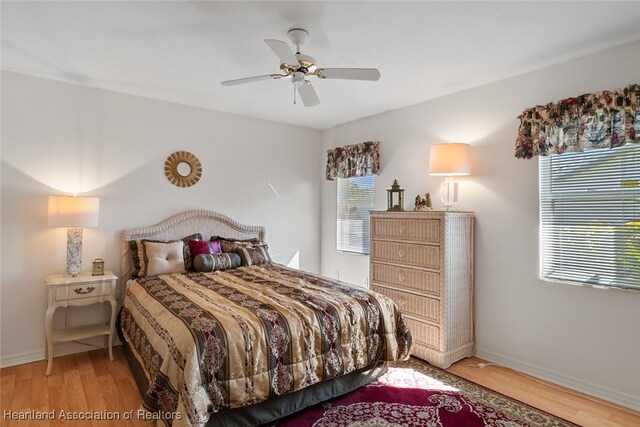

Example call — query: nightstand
[44,271,118,375]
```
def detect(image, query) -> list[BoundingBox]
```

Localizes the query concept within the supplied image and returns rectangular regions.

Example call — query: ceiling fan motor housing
[296,54,317,74]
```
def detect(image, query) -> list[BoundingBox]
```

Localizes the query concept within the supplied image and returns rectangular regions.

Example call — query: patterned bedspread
[120,264,412,427]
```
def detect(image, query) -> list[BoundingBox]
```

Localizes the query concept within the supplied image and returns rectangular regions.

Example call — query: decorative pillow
[210,240,222,254]
[143,240,185,276]
[182,233,204,272]
[188,239,222,257]
[193,253,242,272]
[130,233,201,278]
[234,246,271,267]
[211,236,262,251]
[210,236,272,263]
[129,239,146,278]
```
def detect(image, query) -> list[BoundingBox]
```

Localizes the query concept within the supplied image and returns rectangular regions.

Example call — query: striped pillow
[234,246,271,267]
[129,239,146,278]
[210,236,272,264]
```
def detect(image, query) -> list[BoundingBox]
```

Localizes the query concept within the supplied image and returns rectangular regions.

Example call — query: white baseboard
[475,347,640,411]
[0,337,121,368]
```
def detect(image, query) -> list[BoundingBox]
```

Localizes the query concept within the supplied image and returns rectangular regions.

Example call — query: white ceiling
[3,1,640,130]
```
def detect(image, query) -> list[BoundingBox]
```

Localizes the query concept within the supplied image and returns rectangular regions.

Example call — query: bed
[118,210,412,427]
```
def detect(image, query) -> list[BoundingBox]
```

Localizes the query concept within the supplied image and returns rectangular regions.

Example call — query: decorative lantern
[386,179,405,211]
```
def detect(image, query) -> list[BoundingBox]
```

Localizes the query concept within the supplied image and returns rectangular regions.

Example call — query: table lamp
[48,196,100,276]
[428,143,471,210]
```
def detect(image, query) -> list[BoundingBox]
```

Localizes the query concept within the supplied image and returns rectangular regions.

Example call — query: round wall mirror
[176,162,192,177]
[164,151,202,187]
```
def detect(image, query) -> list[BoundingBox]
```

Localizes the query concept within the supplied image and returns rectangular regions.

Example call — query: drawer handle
[398,250,404,258]
[398,273,406,282]
[399,227,405,235]
[73,286,95,295]
[397,296,407,307]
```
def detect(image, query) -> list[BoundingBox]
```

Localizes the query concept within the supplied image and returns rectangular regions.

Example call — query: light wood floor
[1,348,639,426]
[0,347,153,427]
[448,357,640,427]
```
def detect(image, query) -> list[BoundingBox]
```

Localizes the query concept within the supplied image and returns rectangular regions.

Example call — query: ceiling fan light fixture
[292,71,305,85]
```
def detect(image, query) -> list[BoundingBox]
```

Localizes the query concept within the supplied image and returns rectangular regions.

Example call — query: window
[539,143,639,290]
[337,175,375,254]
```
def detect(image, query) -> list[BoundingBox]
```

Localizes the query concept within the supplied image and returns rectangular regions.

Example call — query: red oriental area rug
[274,358,576,427]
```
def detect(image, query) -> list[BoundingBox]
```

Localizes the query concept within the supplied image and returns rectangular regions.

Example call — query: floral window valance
[326,141,380,180]
[515,84,639,159]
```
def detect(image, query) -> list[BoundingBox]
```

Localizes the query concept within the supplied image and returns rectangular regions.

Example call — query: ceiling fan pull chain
[293,85,297,105]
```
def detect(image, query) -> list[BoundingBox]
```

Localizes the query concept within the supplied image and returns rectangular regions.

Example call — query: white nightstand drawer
[55,282,110,301]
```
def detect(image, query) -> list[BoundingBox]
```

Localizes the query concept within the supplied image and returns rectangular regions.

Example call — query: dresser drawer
[55,282,111,302]
[371,218,440,243]
[371,263,440,296]
[373,286,440,323]
[405,317,440,350]
[371,241,440,269]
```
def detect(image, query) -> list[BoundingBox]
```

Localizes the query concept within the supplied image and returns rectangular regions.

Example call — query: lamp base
[67,228,83,276]
[440,177,459,211]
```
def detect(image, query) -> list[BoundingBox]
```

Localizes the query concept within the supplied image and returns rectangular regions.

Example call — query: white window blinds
[337,176,374,254]
[539,143,640,290]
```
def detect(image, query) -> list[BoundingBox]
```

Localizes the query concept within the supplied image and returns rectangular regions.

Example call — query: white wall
[1,71,321,366]
[320,41,640,409]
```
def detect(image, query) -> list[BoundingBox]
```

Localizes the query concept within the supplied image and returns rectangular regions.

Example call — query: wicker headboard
[120,210,266,283]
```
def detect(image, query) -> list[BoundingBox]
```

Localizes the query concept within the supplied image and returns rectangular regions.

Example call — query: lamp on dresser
[48,195,100,276]
[429,143,471,210]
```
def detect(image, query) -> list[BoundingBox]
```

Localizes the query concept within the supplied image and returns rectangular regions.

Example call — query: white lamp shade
[48,196,99,227]
[429,143,471,176]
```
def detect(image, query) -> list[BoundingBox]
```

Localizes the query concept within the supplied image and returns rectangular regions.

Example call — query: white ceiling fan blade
[297,82,320,107]
[316,68,381,81]
[264,39,299,66]
[221,74,281,86]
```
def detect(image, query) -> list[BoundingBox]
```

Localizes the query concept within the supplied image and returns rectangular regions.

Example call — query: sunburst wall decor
[164,151,202,188]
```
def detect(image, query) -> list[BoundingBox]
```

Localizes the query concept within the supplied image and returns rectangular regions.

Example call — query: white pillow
[144,241,186,276]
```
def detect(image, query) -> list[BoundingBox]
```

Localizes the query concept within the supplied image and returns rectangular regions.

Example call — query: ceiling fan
[221,28,381,107]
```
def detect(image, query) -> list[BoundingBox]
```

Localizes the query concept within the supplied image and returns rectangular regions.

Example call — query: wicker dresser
[370,210,474,368]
